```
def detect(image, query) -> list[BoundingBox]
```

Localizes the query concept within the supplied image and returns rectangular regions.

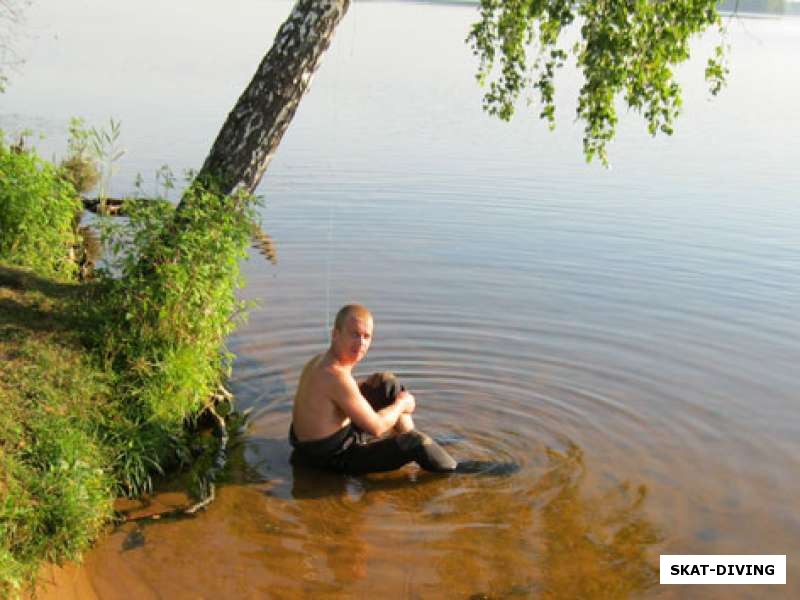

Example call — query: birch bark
[179,0,350,206]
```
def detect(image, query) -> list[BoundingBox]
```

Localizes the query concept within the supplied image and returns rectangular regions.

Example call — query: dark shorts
[289,372,455,474]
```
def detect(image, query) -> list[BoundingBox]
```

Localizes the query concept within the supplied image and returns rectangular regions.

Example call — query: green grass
[0,134,257,596]
[0,266,115,596]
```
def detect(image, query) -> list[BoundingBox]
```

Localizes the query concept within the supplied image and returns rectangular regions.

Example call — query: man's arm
[331,373,414,437]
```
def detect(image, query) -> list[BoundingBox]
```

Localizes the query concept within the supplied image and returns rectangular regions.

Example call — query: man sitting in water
[289,303,457,474]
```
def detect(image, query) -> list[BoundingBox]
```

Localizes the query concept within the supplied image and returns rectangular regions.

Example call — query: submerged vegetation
[0,125,257,596]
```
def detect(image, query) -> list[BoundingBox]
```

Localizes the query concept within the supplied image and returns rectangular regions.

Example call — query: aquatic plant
[89,117,125,202]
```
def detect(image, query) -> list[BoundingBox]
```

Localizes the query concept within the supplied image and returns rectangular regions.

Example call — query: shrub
[0,135,82,279]
[89,183,258,495]
[0,121,258,591]
[58,117,101,196]
[60,154,100,195]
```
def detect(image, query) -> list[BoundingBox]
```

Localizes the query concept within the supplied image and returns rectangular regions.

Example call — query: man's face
[332,314,373,364]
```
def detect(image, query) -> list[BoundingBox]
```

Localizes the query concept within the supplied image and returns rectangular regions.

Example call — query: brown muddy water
[6,1,800,598]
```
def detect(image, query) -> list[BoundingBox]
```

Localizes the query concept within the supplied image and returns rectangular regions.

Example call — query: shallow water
[5,1,800,598]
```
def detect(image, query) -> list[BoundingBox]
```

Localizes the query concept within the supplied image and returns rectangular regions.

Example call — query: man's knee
[397,431,457,473]
[365,371,397,385]
[361,372,402,410]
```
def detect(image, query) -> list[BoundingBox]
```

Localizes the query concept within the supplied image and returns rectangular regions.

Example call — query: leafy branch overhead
[468,0,728,165]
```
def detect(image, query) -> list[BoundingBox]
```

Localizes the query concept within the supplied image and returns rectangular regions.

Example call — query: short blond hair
[334,304,372,331]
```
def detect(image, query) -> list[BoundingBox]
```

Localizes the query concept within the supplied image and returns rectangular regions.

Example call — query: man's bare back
[292,352,354,441]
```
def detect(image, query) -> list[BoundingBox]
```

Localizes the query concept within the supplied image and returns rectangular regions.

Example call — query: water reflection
[219,434,661,598]
[532,444,661,599]
[428,443,660,599]
[289,465,374,587]
[251,223,278,266]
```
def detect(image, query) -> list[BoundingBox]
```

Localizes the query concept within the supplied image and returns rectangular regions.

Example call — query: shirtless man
[289,304,457,474]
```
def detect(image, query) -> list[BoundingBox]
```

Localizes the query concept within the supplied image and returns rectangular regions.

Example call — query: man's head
[330,304,373,366]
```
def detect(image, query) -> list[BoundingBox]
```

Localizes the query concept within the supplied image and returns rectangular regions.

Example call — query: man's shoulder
[322,364,357,393]
[305,354,354,393]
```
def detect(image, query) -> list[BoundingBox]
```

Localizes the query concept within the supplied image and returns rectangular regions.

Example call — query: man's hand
[396,390,415,414]
[329,372,415,437]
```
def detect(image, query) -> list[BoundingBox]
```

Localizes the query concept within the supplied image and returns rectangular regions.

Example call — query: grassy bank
[0,266,115,595]
[0,132,256,596]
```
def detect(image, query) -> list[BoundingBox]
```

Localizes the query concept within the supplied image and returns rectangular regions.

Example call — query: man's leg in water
[336,430,456,474]
[355,372,456,473]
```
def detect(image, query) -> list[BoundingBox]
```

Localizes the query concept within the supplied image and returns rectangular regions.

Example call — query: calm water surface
[5,1,799,598]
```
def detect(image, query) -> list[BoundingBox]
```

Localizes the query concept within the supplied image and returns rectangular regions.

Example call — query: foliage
[58,116,127,200]
[154,163,177,199]
[88,180,257,495]
[0,119,257,593]
[59,117,101,195]
[0,279,115,597]
[60,154,100,195]
[468,0,728,165]
[0,134,82,279]
[89,117,126,200]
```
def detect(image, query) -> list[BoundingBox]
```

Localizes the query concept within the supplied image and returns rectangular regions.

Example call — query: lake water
[4,1,799,598]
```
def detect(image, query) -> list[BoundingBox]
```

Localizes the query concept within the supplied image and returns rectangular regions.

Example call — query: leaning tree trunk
[178,0,350,206]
